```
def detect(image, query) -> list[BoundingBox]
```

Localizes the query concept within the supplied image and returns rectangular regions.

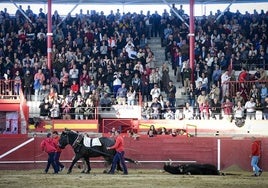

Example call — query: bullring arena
[1,0,268,187]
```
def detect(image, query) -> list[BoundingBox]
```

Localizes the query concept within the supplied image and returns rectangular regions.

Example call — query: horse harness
[72,133,84,151]
[71,134,102,153]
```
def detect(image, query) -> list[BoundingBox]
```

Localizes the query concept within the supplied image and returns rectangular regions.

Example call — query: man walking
[40,133,59,174]
[52,131,65,171]
[250,137,262,176]
[107,130,128,175]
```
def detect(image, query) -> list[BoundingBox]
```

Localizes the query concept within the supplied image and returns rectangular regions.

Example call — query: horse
[58,129,136,174]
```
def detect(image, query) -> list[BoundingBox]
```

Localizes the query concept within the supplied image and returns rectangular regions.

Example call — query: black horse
[58,129,136,174]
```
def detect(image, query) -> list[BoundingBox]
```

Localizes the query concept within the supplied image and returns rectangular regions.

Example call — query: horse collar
[72,134,83,148]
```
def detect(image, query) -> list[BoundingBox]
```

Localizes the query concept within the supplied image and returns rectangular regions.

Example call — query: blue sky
[1,3,267,16]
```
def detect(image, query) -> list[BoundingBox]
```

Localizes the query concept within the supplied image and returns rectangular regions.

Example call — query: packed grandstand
[0,4,267,124]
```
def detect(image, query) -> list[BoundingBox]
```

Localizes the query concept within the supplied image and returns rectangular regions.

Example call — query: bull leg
[68,155,80,174]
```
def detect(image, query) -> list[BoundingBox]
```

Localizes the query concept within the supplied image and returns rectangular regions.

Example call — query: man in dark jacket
[23,70,33,100]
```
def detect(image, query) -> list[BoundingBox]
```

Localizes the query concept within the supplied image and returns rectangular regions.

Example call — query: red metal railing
[0,79,22,98]
[226,80,268,98]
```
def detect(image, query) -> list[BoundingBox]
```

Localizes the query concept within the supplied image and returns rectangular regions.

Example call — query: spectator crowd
[0,4,267,121]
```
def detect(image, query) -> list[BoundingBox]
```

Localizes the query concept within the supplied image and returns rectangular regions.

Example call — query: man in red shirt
[107,130,128,175]
[40,133,59,174]
[52,131,65,171]
[250,137,262,176]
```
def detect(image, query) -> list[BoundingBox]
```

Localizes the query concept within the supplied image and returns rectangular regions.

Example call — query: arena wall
[0,135,267,172]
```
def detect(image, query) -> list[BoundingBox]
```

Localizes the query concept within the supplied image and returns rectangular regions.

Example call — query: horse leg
[103,156,112,173]
[68,155,80,174]
[85,157,91,174]
[116,161,123,172]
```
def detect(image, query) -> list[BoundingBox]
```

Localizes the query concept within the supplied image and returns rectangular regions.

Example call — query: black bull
[164,163,222,175]
[58,130,136,174]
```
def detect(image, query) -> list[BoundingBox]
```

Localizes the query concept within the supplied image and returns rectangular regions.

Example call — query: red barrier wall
[1,135,267,171]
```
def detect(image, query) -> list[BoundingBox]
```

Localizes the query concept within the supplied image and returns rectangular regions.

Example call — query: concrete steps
[148,37,187,105]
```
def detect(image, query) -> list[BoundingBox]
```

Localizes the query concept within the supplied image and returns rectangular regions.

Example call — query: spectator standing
[23,70,33,100]
[150,97,162,119]
[141,102,151,120]
[182,62,192,93]
[69,64,79,83]
[141,70,150,101]
[233,101,245,122]
[100,93,112,111]
[161,63,170,92]
[183,102,194,120]
[245,97,256,120]
[84,95,95,119]
[50,100,60,119]
[149,68,160,98]
[13,70,21,95]
[222,98,233,121]
[234,92,245,106]
[209,83,220,101]
[166,81,176,107]
[150,84,161,101]
[40,133,59,174]
[116,83,127,105]
[210,98,222,120]
[70,80,79,96]
[113,73,122,98]
[221,70,231,98]
[263,97,268,120]
[260,84,268,104]
[127,86,136,106]
[34,69,45,101]
[74,95,85,120]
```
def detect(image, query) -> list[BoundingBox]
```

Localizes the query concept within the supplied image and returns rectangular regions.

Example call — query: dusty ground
[1,168,268,188]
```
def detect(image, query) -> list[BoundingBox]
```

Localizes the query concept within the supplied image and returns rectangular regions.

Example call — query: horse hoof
[103,170,108,174]
[67,171,71,174]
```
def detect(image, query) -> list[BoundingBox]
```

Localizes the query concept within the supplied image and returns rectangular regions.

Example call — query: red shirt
[53,135,62,153]
[71,84,79,93]
[251,140,261,156]
[238,71,248,82]
[40,137,57,153]
[110,135,124,152]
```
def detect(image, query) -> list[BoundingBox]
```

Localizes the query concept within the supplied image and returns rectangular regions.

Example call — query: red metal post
[189,0,195,83]
[47,0,52,71]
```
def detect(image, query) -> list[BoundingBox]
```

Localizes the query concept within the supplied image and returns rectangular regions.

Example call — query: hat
[47,133,52,137]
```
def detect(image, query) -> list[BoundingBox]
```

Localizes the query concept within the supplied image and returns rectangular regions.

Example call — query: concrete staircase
[148,37,187,106]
